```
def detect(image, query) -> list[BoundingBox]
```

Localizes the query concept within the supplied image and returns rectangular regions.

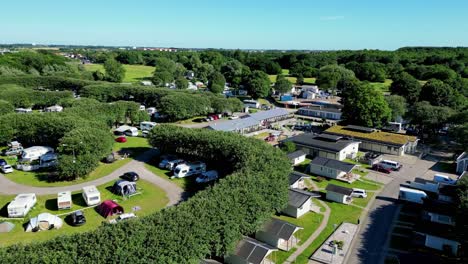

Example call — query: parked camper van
[398,187,427,204]
[196,170,219,183]
[173,162,206,178]
[57,191,72,210]
[434,174,457,185]
[21,146,54,162]
[243,100,260,109]
[7,193,37,217]
[379,160,402,171]
[82,186,101,206]
[140,121,157,131]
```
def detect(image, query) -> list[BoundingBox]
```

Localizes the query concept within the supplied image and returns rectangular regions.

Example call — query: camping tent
[25,213,63,232]
[112,180,137,196]
[96,200,124,218]
[0,222,14,233]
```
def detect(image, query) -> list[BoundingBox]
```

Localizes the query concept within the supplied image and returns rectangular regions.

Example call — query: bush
[0,76,100,93]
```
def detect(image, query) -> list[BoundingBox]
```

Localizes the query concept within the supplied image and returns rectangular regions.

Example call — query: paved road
[0,149,184,206]
[347,154,440,264]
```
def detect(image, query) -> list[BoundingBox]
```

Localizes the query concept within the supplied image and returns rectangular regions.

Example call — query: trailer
[82,186,101,206]
[57,191,72,210]
[173,162,206,178]
[398,186,427,204]
[7,193,37,218]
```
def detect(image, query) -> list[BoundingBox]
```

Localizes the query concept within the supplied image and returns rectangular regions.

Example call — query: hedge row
[0,125,291,263]
[0,76,101,92]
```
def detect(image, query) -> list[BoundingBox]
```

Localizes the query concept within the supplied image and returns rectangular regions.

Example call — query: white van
[82,186,101,206]
[173,162,206,178]
[433,174,457,185]
[57,191,72,210]
[196,170,219,183]
[7,193,37,217]
[379,160,402,171]
[140,121,157,131]
[398,187,427,204]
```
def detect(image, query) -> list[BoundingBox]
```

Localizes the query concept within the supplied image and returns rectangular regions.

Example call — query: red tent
[96,200,124,218]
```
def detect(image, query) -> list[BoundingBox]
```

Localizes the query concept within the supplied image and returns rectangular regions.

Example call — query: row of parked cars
[158,155,218,183]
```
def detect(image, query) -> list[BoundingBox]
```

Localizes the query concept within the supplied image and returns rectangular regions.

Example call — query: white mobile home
[20,146,54,162]
[325,184,353,204]
[283,189,321,218]
[115,125,139,137]
[287,150,306,166]
[82,186,101,206]
[243,100,260,109]
[7,193,37,218]
[57,191,72,210]
[398,186,427,204]
[140,121,157,131]
[173,162,206,178]
[255,218,303,251]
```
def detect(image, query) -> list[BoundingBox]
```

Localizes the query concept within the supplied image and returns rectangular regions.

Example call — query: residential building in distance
[255,218,303,251]
[325,125,418,156]
[296,104,342,121]
[287,133,360,161]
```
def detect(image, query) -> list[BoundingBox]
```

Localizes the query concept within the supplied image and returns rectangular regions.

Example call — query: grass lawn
[0,179,168,246]
[344,158,372,170]
[368,79,392,92]
[172,116,208,125]
[84,64,155,83]
[307,175,382,191]
[252,132,270,140]
[144,161,196,190]
[268,69,316,85]
[274,212,324,263]
[3,137,151,187]
[294,202,363,264]
[352,192,375,207]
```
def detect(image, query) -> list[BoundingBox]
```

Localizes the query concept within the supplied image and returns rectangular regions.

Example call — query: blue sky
[1,0,467,50]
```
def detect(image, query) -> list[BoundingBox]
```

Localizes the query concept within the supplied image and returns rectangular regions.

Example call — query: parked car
[142,130,150,138]
[109,213,137,224]
[158,155,178,169]
[0,159,7,167]
[69,210,86,226]
[379,160,402,171]
[351,188,367,198]
[1,165,13,174]
[372,164,391,174]
[228,115,239,120]
[433,174,457,185]
[121,172,139,181]
[115,136,127,143]
[196,170,219,183]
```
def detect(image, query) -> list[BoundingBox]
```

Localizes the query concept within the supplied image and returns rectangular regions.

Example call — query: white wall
[338,143,360,160]
[283,198,311,218]
[292,156,306,165]
[290,178,304,189]
[309,164,340,179]
[326,192,348,204]
[425,234,460,255]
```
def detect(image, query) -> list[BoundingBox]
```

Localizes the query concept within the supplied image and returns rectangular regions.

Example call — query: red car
[372,164,391,174]
[115,136,127,143]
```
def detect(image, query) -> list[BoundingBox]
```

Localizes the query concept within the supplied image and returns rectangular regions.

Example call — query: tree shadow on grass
[44,198,58,211]
[116,147,152,159]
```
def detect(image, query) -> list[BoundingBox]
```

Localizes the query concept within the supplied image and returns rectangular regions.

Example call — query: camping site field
[0,179,168,246]
[84,64,155,83]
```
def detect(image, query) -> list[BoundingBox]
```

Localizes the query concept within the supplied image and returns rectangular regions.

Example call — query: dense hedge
[0,84,73,108]
[0,76,101,92]
[0,125,291,263]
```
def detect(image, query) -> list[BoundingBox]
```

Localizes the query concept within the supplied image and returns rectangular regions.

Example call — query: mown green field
[84,64,155,83]
[3,137,150,187]
[0,179,168,246]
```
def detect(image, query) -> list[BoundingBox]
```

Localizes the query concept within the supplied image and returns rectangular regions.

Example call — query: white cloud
[319,16,345,21]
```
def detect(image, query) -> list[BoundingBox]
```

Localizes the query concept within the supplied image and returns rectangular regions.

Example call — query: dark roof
[287,150,306,160]
[260,218,302,240]
[289,133,358,153]
[199,260,222,264]
[248,108,290,121]
[234,237,276,264]
[326,184,353,195]
[289,188,320,208]
[289,172,309,186]
[438,184,457,197]
[414,220,458,240]
[309,157,356,173]
[345,125,376,133]
[314,134,344,141]
[422,199,457,216]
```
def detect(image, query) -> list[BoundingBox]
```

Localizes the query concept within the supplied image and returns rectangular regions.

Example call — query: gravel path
[0,149,184,206]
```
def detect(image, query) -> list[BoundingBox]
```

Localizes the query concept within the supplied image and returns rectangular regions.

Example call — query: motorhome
[398,187,427,204]
[114,125,139,137]
[379,160,402,171]
[7,193,37,217]
[196,170,219,183]
[243,100,260,109]
[434,174,457,185]
[173,162,206,178]
[57,191,72,210]
[20,146,54,162]
[140,121,157,131]
[82,186,101,206]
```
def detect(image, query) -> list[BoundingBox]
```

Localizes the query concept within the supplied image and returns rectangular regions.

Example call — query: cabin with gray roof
[225,237,277,264]
[456,152,468,175]
[325,184,353,204]
[289,172,309,189]
[284,188,321,218]
[308,157,358,183]
[255,218,303,251]
[287,150,306,166]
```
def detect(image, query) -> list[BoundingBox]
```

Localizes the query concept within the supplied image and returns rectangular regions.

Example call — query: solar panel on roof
[315,133,343,142]
[237,241,255,259]
[249,247,269,264]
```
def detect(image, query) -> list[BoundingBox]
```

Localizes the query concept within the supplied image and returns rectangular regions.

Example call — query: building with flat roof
[286,133,360,161]
[296,104,342,121]
[325,125,418,156]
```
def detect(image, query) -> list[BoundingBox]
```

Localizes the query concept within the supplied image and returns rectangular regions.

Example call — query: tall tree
[175,76,188,89]
[385,95,407,121]
[342,84,392,127]
[389,72,422,102]
[274,75,292,94]
[246,70,271,98]
[103,58,125,82]
[208,72,226,94]
[316,65,355,94]
[419,79,455,107]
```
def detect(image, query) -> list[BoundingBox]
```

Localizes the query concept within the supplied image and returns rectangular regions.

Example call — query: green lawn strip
[344,158,372,169]
[307,175,381,191]
[368,79,392,92]
[3,137,150,187]
[274,247,297,264]
[351,192,375,208]
[273,212,323,263]
[294,202,363,264]
[252,132,270,140]
[172,116,208,125]
[84,64,155,83]
[0,179,168,246]
[144,163,188,189]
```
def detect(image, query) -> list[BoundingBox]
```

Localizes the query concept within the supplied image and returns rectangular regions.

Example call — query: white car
[228,115,239,120]
[109,213,137,224]
[351,188,367,198]
[1,165,13,174]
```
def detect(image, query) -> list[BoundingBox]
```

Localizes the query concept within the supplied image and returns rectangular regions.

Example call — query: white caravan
[173,162,206,178]
[140,121,157,131]
[57,191,72,210]
[82,186,101,206]
[398,187,427,204]
[21,146,54,162]
[7,193,37,217]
